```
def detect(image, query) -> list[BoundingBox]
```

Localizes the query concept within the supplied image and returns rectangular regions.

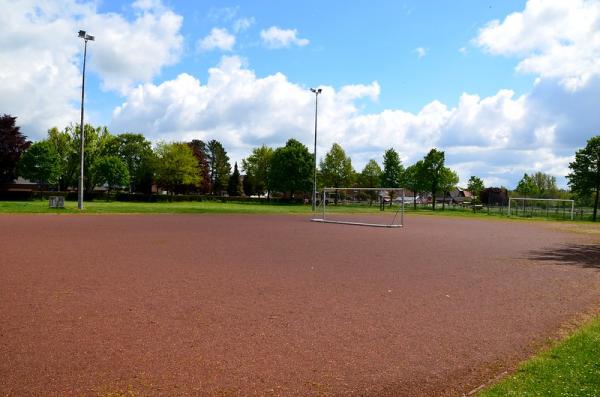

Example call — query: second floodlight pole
[78,30,94,210]
[311,87,322,211]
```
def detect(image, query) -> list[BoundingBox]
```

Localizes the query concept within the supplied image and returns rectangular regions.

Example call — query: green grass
[0,200,420,215]
[0,200,591,223]
[0,200,584,220]
[0,200,313,214]
[0,200,497,216]
[480,316,600,396]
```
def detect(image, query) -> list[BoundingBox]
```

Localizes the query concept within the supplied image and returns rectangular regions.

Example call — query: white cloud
[338,83,380,102]
[0,0,184,137]
[207,6,239,22]
[260,26,309,48]
[85,3,183,92]
[0,0,91,137]
[415,47,427,59]
[111,56,588,188]
[198,28,235,51]
[132,0,165,12]
[112,56,383,166]
[440,90,528,148]
[475,0,600,91]
[233,17,255,33]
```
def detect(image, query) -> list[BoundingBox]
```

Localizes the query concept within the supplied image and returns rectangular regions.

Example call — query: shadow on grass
[527,244,600,269]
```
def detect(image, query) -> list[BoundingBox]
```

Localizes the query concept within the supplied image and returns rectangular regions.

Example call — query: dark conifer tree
[0,114,30,185]
[227,162,243,196]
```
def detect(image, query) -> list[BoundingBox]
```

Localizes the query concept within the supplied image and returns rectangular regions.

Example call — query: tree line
[0,115,463,205]
[1,114,599,220]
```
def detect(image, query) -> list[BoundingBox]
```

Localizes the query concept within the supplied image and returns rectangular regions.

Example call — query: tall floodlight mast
[77,30,94,210]
[310,88,322,211]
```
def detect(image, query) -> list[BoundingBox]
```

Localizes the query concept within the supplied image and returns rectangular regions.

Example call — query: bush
[113,193,204,202]
[0,190,35,201]
[0,189,309,205]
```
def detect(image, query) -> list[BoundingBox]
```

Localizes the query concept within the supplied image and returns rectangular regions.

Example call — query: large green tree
[207,140,231,195]
[516,173,540,211]
[422,148,445,211]
[188,140,211,193]
[381,148,404,188]
[46,127,74,191]
[106,133,155,193]
[359,159,382,188]
[242,145,274,198]
[270,139,313,198]
[404,161,426,210]
[46,125,138,193]
[0,114,30,185]
[467,176,485,200]
[568,136,600,221]
[359,159,382,205]
[320,143,354,189]
[18,141,60,191]
[439,167,459,210]
[516,173,540,198]
[92,156,130,198]
[531,171,558,198]
[154,142,201,197]
[59,124,114,193]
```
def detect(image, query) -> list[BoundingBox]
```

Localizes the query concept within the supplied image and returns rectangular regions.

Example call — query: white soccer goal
[311,187,405,228]
[508,197,575,220]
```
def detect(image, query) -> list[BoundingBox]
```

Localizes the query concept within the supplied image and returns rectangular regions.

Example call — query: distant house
[450,188,473,204]
[423,192,452,204]
[391,190,422,204]
[421,188,472,205]
[0,177,37,192]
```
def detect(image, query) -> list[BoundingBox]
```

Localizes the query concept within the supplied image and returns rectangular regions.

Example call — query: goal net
[508,197,575,220]
[311,187,405,228]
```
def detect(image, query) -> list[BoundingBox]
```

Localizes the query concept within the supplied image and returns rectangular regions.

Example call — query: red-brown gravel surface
[1,214,599,396]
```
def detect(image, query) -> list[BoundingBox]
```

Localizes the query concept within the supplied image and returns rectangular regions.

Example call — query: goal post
[508,197,575,220]
[311,187,405,228]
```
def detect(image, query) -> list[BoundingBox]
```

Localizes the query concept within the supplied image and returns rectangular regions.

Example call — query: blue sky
[88,1,533,117]
[2,0,599,188]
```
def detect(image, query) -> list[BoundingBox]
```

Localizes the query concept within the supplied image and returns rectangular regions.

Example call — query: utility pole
[310,87,322,211]
[77,30,94,210]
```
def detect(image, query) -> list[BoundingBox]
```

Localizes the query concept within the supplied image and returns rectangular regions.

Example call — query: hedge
[0,189,308,205]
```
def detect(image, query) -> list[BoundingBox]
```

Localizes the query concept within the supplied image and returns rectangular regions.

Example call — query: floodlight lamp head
[78,30,86,38]
[86,34,95,41]
[317,88,322,94]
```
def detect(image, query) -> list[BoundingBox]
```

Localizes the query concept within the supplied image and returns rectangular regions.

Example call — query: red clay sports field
[1,214,599,395]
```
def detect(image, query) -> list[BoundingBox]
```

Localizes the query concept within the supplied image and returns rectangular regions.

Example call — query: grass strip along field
[0,200,312,214]
[480,316,600,396]
[0,200,592,222]
[0,200,476,215]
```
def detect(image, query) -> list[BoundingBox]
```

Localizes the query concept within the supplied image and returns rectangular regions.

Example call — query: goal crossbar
[508,197,575,220]
[311,187,405,228]
[311,219,402,228]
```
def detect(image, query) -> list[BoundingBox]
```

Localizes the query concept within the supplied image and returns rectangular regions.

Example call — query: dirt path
[1,214,599,396]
